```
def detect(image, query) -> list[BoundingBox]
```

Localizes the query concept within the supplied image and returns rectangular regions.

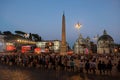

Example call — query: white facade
[73,34,91,54]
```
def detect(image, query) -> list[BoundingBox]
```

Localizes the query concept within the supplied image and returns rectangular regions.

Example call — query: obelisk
[60,13,67,55]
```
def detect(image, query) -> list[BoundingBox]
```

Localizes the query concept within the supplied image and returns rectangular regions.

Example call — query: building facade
[36,40,69,53]
[0,33,36,53]
[73,34,91,54]
[0,35,6,52]
[97,30,114,54]
[36,40,61,53]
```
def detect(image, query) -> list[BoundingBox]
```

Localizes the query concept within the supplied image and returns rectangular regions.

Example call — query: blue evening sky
[0,0,120,47]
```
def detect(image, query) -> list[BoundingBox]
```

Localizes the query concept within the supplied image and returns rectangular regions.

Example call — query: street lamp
[74,22,82,54]
[74,22,82,35]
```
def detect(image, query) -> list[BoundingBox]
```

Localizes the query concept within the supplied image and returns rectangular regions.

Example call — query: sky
[0,0,120,47]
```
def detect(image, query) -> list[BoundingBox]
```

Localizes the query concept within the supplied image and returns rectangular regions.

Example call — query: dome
[98,30,114,41]
[98,35,114,41]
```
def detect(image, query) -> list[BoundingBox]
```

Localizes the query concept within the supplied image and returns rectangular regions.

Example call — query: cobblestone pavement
[0,64,120,80]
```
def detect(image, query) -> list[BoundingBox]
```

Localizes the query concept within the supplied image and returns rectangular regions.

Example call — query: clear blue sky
[0,0,120,47]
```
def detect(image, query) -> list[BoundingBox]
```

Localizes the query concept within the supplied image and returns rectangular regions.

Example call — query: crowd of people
[0,53,120,75]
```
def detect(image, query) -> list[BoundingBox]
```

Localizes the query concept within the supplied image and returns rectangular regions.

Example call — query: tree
[3,31,12,35]
[0,31,2,34]
[15,30,26,37]
[32,34,41,41]
[29,33,32,40]
[3,31,16,42]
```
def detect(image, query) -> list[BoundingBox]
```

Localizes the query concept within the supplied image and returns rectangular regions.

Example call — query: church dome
[98,30,114,41]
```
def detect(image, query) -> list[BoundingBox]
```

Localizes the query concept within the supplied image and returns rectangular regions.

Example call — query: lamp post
[74,22,82,54]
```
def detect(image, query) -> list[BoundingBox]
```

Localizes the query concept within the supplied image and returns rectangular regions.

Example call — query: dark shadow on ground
[0,64,120,80]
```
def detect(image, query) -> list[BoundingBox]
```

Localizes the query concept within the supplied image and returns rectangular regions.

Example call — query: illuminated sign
[21,46,31,53]
[6,45,16,51]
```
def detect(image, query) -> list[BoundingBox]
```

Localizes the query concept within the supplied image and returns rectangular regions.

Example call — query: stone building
[0,35,6,52]
[97,30,114,54]
[73,34,91,54]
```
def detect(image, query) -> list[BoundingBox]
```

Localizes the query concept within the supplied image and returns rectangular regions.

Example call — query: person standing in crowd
[98,60,102,74]
[91,60,96,74]
[106,60,113,74]
[66,59,70,71]
[85,60,90,73]
[101,61,106,74]
[70,59,74,72]
[79,60,84,73]
[117,59,120,72]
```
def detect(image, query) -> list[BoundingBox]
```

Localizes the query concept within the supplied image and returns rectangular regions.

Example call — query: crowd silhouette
[0,53,120,75]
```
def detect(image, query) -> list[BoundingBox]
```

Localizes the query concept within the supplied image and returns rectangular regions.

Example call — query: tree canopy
[3,31,12,35]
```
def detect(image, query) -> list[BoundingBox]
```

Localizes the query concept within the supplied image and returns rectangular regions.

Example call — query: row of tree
[0,30,42,41]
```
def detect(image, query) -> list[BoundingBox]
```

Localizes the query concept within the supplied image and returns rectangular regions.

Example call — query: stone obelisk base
[60,46,67,55]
